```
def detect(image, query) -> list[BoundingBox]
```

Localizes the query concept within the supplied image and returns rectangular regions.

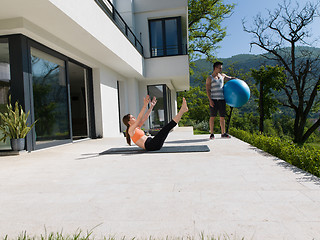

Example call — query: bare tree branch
[243,0,320,144]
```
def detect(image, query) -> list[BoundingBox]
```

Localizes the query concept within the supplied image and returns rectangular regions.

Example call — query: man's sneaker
[221,133,231,138]
[210,133,215,139]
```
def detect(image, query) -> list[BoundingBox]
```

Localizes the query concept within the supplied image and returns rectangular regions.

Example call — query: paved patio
[0,127,320,240]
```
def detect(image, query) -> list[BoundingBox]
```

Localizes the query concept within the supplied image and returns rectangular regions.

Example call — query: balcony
[94,0,144,56]
[150,44,188,58]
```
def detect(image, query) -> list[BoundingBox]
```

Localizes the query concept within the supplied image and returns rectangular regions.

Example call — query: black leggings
[144,120,177,151]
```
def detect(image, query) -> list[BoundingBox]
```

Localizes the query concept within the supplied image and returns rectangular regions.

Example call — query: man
[206,61,235,139]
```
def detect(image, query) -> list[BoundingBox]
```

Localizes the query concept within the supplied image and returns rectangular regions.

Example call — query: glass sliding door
[0,38,11,150]
[147,84,172,129]
[0,35,95,151]
[31,47,70,147]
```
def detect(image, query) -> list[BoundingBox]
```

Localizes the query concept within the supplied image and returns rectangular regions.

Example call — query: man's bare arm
[206,77,214,107]
[206,77,212,100]
[222,73,236,82]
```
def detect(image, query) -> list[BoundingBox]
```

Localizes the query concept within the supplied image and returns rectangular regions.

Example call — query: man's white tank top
[210,74,224,100]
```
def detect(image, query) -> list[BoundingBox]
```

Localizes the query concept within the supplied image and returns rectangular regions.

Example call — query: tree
[251,65,286,133]
[188,0,234,63]
[177,86,209,124]
[243,0,320,144]
[223,64,252,132]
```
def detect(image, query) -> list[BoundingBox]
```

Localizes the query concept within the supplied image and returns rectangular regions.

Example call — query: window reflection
[150,20,164,57]
[149,17,182,57]
[165,19,179,55]
[147,84,172,129]
[0,38,11,150]
[148,85,164,128]
[31,48,70,145]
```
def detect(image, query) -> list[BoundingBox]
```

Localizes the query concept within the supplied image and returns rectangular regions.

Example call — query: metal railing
[94,0,144,56]
[151,44,188,58]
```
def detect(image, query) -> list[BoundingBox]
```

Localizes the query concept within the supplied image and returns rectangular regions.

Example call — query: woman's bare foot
[173,98,188,123]
[180,97,188,113]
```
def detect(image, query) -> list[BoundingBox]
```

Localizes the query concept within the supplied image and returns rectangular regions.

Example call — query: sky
[216,0,320,58]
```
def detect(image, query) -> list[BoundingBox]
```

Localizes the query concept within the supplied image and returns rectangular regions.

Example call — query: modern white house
[0,0,189,151]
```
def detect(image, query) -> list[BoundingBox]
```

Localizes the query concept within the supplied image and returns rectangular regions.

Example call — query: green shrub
[179,118,196,127]
[194,120,209,132]
[230,128,320,177]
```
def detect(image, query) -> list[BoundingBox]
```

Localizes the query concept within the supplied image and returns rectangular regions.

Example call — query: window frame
[148,16,182,58]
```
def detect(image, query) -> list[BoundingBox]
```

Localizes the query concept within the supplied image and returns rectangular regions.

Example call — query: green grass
[193,129,210,135]
[306,142,320,150]
[2,231,245,240]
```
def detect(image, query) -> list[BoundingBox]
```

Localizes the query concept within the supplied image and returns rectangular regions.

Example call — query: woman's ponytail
[125,127,131,146]
[122,114,131,146]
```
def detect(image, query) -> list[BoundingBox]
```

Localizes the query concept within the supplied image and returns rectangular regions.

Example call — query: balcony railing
[94,0,144,56]
[151,44,188,58]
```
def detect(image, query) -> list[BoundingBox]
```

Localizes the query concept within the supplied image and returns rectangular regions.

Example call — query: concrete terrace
[0,127,320,240]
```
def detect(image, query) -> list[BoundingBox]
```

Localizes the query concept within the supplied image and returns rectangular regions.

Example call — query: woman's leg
[172,97,188,123]
[145,120,177,151]
[145,98,188,151]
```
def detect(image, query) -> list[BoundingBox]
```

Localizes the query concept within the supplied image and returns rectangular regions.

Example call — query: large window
[149,17,182,57]
[0,35,95,151]
[31,47,70,147]
[0,38,11,150]
[147,84,172,129]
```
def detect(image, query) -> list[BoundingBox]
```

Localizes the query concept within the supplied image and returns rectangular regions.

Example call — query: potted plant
[0,95,37,151]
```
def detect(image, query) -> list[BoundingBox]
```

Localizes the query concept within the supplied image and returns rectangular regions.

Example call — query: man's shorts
[209,99,226,117]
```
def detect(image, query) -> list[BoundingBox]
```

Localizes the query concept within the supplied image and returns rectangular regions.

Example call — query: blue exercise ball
[223,79,250,108]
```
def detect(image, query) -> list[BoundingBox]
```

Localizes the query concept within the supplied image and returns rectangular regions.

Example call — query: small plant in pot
[0,95,37,151]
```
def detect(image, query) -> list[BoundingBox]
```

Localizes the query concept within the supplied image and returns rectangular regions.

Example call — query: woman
[122,95,188,151]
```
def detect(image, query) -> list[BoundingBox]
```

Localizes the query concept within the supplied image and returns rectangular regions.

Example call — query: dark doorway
[69,62,88,140]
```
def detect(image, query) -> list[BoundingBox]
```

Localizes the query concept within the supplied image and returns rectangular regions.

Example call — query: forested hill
[190,46,320,87]
[190,54,268,86]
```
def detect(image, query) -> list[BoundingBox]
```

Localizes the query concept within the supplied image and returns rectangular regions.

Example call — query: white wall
[118,80,128,132]
[93,66,149,137]
[93,66,126,137]
[116,0,135,32]
[118,77,145,132]
[134,0,187,13]
[92,68,103,137]
[145,55,189,78]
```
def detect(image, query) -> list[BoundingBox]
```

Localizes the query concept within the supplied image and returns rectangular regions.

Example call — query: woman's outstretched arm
[129,95,151,130]
[138,96,157,128]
